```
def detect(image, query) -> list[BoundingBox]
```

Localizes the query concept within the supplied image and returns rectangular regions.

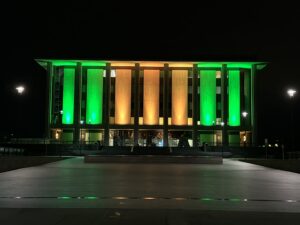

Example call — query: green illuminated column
[86,69,103,124]
[228,70,240,126]
[200,70,216,126]
[62,68,75,124]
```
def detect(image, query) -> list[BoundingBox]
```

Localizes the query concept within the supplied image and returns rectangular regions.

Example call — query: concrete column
[163,64,169,147]
[192,64,199,147]
[45,62,53,139]
[104,63,111,146]
[134,63,140,146]
[73,62,82,144]
[240,70,245,124]
[221,64,228,146]
[251,64,257,145]
[244,69,251,127]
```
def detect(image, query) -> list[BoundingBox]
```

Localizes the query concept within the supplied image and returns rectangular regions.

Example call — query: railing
[0,138,298,159]
[0,147,25,155]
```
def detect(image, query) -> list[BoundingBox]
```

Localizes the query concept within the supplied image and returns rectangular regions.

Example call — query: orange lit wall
[115,69,132,124]
[172,70,188,125]
[143,70,160,125]
[169,63,193,68]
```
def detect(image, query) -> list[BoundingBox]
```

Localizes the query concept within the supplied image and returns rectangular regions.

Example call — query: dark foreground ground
[1,158,300,224]
[1,208,300,225]
[240,159,300,174]
[0,156,69,172]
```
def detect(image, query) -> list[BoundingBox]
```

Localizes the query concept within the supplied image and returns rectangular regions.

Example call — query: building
[36,59,266,147]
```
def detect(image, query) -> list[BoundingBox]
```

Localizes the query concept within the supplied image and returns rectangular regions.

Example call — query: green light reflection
[84,196,98,200]
[58,196,71,200]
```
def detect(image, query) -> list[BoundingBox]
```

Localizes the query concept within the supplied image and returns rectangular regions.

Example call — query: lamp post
[242,111,248,146]
[287,88,296,151]
[88,119,91,145]
[15,85,26,141]
[221,122,225,157]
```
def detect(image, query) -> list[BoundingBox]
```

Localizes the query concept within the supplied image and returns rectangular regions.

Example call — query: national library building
[36,59,266,147]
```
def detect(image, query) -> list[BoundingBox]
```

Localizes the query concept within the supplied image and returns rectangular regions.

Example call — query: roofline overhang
[35,59,267,70]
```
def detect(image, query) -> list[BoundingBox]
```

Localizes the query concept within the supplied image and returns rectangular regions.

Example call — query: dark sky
[1,2,300,146]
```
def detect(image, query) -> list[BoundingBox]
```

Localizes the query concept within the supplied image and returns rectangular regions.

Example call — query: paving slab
[0,157,300,213]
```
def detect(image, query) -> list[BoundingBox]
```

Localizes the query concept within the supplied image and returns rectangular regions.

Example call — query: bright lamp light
[287,89,296,97]
[16,86,25,94]
[242,111,248,118]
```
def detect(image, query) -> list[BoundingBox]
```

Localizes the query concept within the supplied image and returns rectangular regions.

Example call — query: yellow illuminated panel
[140,62,164,67]
[143,70,160,125]
[159,117,164,125]
[169,63,193,68]
[115,69,132,124]
[172,70,188,125]
[111,62,135,67]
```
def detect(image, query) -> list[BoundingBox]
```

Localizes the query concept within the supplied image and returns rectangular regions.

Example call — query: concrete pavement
[0,208,300,225]
[1,157,300,224]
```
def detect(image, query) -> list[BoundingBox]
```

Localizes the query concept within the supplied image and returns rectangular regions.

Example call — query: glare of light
[268,144,272,147]
[174,197,186,201]
[201,198,212,201]
[84,196,98,200]
[275,143,278,147]
[287,89,296,97]
[287,200,297,203]
[221,122,225,126]
[60,110,63,114]
[242,111,248,118]
[113,196,128,200]
[158,140,163,147]
[80,120,84,124]
[144,197,155,200]
[16,86,25,94]
[55,131,59,140]
[110,70,116,77]
[58,196,71,199]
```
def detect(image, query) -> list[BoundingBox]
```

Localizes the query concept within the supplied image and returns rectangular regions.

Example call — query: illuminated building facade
[36,59,266,147]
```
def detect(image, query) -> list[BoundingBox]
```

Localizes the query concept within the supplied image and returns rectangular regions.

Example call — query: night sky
[1,2,300,146]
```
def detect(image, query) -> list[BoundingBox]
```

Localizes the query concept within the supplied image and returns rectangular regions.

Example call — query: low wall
[84,155,223,164]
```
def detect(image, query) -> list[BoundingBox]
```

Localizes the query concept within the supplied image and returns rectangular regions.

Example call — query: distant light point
[242,111,248,118]
[287,89,296,97]
[16,86,25,94]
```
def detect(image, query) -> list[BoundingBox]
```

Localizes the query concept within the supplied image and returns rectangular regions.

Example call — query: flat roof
[36,59,267,70]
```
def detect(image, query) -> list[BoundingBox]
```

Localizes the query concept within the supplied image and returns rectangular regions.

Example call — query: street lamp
[242,111,248,147]
[15,85,26,140]
[287,88,296,151]
[16,86,25,94]
[287,89,296,98]
[242,111,248,118]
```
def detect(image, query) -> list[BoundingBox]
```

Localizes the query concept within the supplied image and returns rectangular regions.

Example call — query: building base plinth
[84,155,223,164]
